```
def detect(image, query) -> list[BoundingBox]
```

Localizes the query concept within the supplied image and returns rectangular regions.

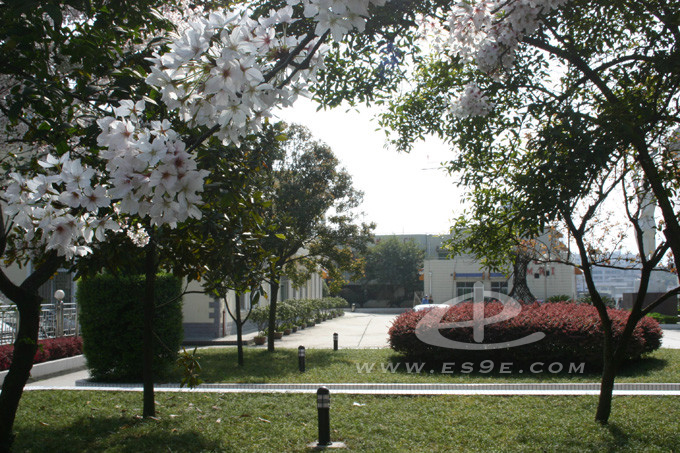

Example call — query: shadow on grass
[602,423,631,452]
[15,415,219,453]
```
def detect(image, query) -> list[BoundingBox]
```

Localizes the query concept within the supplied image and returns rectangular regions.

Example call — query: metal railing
[0,302,79,346]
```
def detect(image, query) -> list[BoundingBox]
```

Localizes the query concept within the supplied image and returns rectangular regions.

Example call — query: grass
[15,390,680,452]
[161,347,680,384]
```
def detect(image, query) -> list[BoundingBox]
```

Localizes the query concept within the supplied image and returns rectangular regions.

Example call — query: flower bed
[389,302,662,368]
[0,337,83,371]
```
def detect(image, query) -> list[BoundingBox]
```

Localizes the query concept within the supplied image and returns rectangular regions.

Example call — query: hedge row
[389,302,662,367]
[0,336,83,371]
[250,297,348,333]
[78,273,183,382]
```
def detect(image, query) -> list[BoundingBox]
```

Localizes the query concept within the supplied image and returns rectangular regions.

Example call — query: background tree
[191,127,284,366]
[363,236,424,306]
[260,124,374,351]
[364,1,680,424]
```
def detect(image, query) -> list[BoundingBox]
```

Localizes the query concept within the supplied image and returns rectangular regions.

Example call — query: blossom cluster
[147,0,388,145]
[3,154,120,259]
[3,0,390,260]
[419,0,568,118]
[449,82,494,118]
[446,0,569,75]
[2,100,208,259]
[96,100,209,228]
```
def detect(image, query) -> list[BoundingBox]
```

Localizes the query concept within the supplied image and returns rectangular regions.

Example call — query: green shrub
[646,312,678,324]
[77,274,183,382]
[578,294,616,308]
[546,294,574,303]
[249,305,269,335]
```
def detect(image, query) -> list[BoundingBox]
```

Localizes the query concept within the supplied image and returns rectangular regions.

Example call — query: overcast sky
[277,98,466,236]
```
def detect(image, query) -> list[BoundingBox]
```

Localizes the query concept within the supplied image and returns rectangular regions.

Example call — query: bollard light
[298,345,306,372]
[316,387,331,446]
[333,332,338,351]
[351,303,356,312]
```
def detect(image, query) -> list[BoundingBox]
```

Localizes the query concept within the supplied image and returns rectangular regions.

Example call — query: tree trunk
[267,279,280,352]
[595,341,619,424]
[0,250,61,452]
[142,233,157,418]
[0,294,41,453]
[508,251,536,303]
[235,294,244,367]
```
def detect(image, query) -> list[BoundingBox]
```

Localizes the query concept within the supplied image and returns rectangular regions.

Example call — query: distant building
[375,234,577,304]
[182,272,324,341]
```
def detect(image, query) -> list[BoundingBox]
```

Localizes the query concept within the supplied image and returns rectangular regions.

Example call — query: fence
[0,302,79,346]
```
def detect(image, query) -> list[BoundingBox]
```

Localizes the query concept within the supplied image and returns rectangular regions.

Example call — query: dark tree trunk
[594,325,618,424]
[235,294,244,367]
[0,294,40,453]
[267,279,280,352]
[508,251,536,303]
[142,233,157,418]
[0,249,61,452]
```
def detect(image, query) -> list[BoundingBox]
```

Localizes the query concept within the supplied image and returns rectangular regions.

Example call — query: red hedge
[388,302,662,367]
[0,337,83,371]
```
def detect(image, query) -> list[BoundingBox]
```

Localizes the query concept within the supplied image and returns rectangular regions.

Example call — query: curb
[41,380,680,396]
[0,355,86,386]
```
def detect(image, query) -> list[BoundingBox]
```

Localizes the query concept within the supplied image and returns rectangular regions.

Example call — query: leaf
[43,4,63,30]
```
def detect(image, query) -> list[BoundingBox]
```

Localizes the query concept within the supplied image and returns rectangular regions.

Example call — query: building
[375,234,577,304]
[1,261,324,342]
[182,272,324,341]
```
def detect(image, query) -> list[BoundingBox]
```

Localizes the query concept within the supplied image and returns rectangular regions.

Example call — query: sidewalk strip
[23,381,680,396]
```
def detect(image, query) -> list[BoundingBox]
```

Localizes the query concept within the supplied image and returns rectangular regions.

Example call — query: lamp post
[298,345,306,372]
[317,387,331,446]
[54,289,65,337]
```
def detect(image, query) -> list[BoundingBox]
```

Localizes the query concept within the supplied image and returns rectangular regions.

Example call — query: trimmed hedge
[389,302,662,368]
[250,297,349,335]
[0,336,83,371]
[78,274,183,382]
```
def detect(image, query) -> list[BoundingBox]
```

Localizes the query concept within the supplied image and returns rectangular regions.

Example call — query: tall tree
[261,124,374,351]
[364,236,424,306]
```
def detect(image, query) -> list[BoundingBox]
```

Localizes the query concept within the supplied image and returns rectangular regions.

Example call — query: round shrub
[77,273,183,382]
[388,302,662,368]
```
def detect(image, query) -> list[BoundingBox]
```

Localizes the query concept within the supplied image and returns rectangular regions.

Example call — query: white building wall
[182,270,325,340]
[424,258,577,305]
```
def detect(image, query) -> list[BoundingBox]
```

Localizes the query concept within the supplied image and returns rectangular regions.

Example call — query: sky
[277,98,466,236]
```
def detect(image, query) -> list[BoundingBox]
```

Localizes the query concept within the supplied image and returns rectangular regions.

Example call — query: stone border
[0,355,86,386]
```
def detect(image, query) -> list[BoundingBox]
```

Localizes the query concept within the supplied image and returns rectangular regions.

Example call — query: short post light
[298,345,306,372]
[351,303,356,312]
[317,387,331,446]
[333,332,338,351]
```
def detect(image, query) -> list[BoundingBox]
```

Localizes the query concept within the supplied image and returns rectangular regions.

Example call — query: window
[491,281,509,295]
[456,282,475,297]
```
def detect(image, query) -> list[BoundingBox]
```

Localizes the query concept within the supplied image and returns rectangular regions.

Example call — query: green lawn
[163,347,680,384]
[15,391,680,452]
